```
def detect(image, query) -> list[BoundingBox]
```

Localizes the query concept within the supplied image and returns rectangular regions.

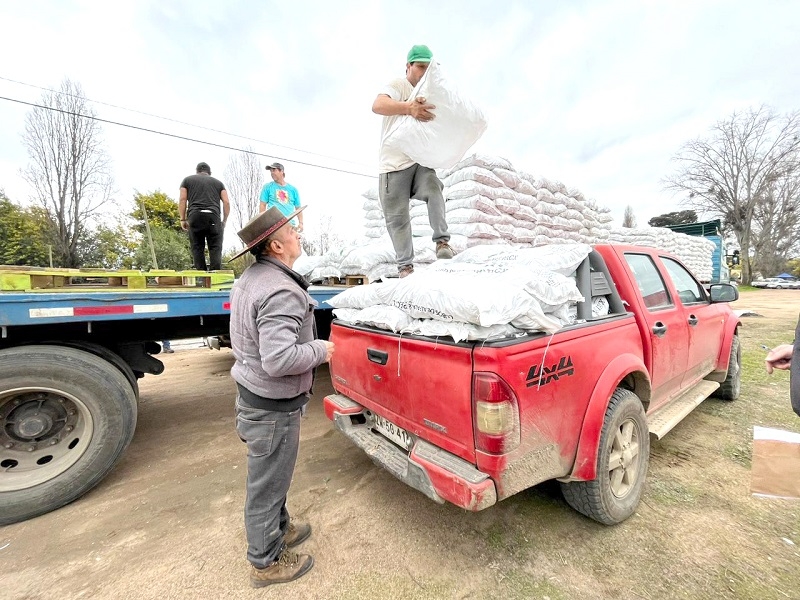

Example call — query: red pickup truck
[323,244,740,525]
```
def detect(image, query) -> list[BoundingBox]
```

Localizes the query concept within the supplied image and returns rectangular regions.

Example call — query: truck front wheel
[0,345,137,525]
[561,388,649,525]
[712,334,740,401]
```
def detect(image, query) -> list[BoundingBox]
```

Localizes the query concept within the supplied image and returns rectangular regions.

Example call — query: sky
[1,0,799,253]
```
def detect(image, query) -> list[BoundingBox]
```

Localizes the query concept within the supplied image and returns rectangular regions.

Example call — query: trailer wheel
[0,345,137,525]
[712,334,740,401]
[55,341,140,399]
[560,388,649,525]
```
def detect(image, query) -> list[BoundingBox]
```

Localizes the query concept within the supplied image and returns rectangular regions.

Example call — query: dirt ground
[2,289,800,599]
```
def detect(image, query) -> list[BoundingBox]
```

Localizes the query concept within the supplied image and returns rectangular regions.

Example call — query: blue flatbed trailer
[0,281,341,525]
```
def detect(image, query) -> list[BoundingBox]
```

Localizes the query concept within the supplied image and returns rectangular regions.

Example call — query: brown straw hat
[229,205,305,261]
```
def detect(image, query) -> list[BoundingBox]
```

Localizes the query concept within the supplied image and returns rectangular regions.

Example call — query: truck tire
[560,388,649,525]
[0,345,137,525]
[712,334,740,401]
[56,341,140,399]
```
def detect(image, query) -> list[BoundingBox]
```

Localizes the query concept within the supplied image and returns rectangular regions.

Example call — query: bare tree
[301,215,342,256]
[224,147,264,235]
[663,106,800,284]
[751,169,800,276]
[21,78,114,267]
[622,205,637,228]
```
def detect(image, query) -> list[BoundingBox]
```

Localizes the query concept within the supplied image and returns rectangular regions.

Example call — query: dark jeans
[235,396,302,568]
[188,211,223,270]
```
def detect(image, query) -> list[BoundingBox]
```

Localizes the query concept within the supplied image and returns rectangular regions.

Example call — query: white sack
[403,319,524,343]
[333,305,414,332]
[438,153,514,179]
[441,166,504,188]
[450,243,592,276]
[383,60,487,170]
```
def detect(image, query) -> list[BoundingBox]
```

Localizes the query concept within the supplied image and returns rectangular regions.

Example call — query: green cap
[407,44,433,64]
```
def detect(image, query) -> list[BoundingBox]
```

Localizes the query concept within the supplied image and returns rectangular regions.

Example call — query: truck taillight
[472,372,520,454]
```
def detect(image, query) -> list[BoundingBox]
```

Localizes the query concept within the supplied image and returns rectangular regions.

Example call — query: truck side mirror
[709,283,739,303]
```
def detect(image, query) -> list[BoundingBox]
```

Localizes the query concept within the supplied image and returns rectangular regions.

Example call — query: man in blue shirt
[259,162,303,231]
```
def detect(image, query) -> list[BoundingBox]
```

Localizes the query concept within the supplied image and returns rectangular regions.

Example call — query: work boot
[398,265,415,278]
[436,241,455,259]
[250,549,314,588]
[284,521,311,548]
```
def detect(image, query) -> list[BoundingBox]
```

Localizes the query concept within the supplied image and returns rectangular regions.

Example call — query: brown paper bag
[751,426,800,499]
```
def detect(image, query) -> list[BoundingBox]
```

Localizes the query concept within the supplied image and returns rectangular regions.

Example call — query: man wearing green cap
[372,44,454,278]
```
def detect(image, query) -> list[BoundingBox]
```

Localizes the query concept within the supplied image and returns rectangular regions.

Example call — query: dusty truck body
[323,244,741,524]
[0,267,339,525]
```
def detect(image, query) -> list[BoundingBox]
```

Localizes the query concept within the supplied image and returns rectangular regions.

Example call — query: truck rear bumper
[324,393,497,511]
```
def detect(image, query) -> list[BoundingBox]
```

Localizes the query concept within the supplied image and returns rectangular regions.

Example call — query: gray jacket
[229,256,327,400]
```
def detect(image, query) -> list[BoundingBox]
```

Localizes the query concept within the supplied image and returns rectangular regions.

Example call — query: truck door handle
[687,314,698,327]
[367,348,389,365]
[652,322,667,337]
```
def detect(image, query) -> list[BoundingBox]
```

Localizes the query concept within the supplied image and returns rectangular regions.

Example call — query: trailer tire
[560,388,649,525]
[712,334,740,401]
[55,341,140,399]
[0,345,137,525]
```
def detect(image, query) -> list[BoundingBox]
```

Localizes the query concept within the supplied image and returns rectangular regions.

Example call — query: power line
[0,75,376,172]
[0,95,376,179]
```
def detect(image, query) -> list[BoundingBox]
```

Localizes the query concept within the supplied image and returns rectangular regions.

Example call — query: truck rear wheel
[712,334,740,401]
[560,388,649,525]
[0,345,137,525]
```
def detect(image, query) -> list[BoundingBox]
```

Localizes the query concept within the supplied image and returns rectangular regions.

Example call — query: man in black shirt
[179,162,231,270]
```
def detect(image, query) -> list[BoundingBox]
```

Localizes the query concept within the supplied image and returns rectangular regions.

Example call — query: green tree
[131,190,182,233]
[129,190,191,270]
[131,228,192,270]
[78,223,138,269]
[0,193,54,266]
[222,249,253,277]
[648,210,698,228]
[785,258,800,278]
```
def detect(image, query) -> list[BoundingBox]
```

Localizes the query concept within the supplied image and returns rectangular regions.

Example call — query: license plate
[372,413,413,450]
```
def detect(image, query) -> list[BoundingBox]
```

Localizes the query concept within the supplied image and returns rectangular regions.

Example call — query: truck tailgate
[329,322,476,462]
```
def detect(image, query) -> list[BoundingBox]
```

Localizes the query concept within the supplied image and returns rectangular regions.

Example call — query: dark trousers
[235,396,302,568]
[188,211,223,270]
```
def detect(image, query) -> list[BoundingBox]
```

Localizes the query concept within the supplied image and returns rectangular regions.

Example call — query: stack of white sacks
[299,152,712,283]
[328,243,593,342]
[606,227,715,282]
[361,153,614,255]
[292,152,717,340]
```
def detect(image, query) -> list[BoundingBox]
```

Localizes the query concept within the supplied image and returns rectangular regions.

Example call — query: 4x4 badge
[526,356,574,387]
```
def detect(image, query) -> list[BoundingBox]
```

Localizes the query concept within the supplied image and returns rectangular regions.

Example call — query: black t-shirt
[180,173,225,217]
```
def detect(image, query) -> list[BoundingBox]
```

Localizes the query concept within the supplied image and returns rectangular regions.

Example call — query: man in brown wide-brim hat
[228,206,334,587]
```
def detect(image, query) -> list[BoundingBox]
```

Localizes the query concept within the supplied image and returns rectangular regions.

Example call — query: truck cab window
[624,253,672,310]
[661,257,707,304]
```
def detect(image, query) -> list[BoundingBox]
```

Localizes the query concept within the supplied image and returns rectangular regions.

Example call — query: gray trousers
[235,397,302,568]
[379,164,449,268]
